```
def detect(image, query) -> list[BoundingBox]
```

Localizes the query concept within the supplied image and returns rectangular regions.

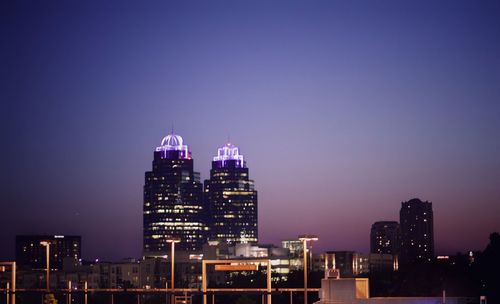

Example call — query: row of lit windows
[222,214,253,219]
[147,204,203,210]
[212,203,256,209]
[214,210,256,215]
[149,226,208,232]
[145,232,205,238]
[150,222,203,227]
[149,227,203,231]
[214,222,257,227]
[145,208,204,214]
[147,217,203,223]
[211,196,256,200]
[150,232,205,240]
[210,181,254,186]
[149,222,204,227]
[212,172,230,177]
[214,235,258,241]
[222,191,254,195]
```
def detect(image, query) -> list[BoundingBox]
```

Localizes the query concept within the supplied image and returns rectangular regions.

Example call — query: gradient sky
[2,0,499,261]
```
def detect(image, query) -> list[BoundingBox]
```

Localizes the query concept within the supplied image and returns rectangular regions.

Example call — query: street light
[298,235,318,304]
[0,262,16,304]
[40,241,51,291]
[166,237,180,304]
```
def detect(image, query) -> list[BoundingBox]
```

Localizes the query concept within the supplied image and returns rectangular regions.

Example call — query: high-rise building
[204,142,258,244]
[370,221,400,255]
[399,198,434,264]
[143,133,206,254]
[15,235,81,270]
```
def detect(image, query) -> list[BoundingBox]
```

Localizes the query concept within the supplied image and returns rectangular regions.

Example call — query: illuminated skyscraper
[370,221,400,255]
[205,142,258,244]
[143,133,205,254]
[399,198,434,264]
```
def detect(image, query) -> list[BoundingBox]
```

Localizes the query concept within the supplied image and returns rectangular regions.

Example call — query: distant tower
[399,198,434,264]
[143,133,206,254]
[205,142,258,244]
[16,235,81,270]
[370,221,400,254]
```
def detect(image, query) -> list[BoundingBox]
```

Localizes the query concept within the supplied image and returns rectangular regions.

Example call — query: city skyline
[2,0,500,261]
[1,130,496,260]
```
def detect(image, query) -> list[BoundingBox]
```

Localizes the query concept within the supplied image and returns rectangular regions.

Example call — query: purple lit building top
[155,133,191,159]
[213,142,245,168]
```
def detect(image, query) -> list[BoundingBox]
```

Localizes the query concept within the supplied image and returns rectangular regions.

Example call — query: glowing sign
[213,143,244,168]
[189,254,203,260]
[214,264,258,271]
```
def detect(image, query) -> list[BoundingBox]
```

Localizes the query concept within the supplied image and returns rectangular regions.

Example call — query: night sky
[2,0,499,261]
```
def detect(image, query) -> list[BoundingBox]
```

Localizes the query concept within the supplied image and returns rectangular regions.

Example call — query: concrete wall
[317,278,475,304]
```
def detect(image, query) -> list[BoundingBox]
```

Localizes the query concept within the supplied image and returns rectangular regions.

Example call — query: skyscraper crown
[213,142,245,168]
[155,133,190,159]
[161,134,183,147]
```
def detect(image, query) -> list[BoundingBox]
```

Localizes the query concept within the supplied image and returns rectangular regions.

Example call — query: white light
[213,143,244,167]
[155,134,190,159]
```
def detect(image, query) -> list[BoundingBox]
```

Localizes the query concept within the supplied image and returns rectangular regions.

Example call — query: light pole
[40,241,51,291]
[166,238,180,304]
[298,235,318,304]
[0,262,16,304]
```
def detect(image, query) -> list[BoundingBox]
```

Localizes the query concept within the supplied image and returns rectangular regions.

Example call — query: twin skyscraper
[143,133,258,255]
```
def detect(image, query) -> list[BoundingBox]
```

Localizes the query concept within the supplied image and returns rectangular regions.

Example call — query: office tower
[399,198,434,264]
[143,133,205,254]
[205,142,258,244]
[15,235,81,270]
[370,221,401,255]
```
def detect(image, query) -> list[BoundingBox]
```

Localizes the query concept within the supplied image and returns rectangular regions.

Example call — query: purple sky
[2,0,499,261]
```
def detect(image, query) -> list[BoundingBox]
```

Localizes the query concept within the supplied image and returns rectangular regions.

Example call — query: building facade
[399,198,434,264]
[314,252,398,275]
[370,221,401,255]
[317,277,472,304]
[204,142,258,244]
[322,251,370,277]
[281,240,304,270]
[15,235,81,270]
[143,133,206,254]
